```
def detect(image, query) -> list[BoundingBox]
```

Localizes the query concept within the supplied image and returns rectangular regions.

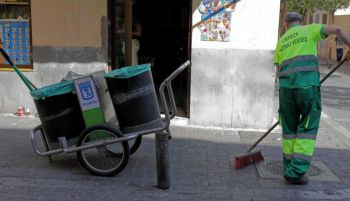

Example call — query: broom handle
[0,48,37,91]
[320,59,346,84]
[247,59,348,152]
[248,121,279,152]
[192,0,237,29]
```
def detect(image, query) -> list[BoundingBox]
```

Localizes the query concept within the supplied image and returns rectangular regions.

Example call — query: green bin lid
[30,80,74,100]
[105,64,150,79]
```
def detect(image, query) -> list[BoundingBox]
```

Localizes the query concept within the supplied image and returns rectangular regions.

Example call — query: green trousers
[279,86,321,179]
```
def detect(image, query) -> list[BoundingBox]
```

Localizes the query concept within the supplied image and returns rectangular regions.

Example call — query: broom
[235,59,348,169]
[0,47,37,91]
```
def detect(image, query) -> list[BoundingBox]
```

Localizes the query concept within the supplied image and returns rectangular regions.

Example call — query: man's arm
[324,26,350,47]
[324,26,350,61]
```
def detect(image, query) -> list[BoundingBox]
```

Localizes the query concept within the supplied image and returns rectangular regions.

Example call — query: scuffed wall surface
[190,48,275,129]
[190,0,280,129]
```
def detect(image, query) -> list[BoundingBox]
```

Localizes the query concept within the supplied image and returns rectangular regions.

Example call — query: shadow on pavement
[0,127,349,201]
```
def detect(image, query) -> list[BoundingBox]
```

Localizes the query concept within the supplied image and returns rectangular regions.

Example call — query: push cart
[30,60,191,189]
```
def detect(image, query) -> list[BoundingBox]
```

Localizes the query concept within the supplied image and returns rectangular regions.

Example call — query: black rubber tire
[130,135,142,155]
[76,125,130,177]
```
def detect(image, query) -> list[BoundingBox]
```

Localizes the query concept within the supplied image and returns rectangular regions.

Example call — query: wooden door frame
[186,0,193,117]
[108,0,133,69]
[124,0,132,66]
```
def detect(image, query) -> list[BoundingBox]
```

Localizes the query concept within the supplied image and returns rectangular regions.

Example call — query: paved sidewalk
[0,113,350,201]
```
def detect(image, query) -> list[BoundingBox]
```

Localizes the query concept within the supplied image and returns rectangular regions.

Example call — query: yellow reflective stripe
[282,138,316,156]
[282,138,294,155]
[305,114,311,129]
[294,139,316,156]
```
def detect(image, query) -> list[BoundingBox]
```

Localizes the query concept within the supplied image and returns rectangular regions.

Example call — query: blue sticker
[79,81,94,100]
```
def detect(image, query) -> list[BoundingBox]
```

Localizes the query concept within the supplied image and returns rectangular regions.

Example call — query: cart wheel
[76,125,130,177]
[129,136,142,155]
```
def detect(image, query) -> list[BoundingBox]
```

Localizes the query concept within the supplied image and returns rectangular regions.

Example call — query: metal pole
[155,131,171,189]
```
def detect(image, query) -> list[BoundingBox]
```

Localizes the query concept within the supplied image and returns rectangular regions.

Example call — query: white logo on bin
[79,81,94,100]
[74,77,100,111]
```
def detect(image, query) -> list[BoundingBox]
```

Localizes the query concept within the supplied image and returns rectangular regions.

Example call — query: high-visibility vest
[274,24,327,89]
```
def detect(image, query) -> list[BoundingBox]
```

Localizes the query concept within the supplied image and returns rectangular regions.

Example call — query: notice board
[0,20,31,67]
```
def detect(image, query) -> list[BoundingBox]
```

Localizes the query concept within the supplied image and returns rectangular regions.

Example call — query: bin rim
[30,80,74,100]
[105,63,151,79]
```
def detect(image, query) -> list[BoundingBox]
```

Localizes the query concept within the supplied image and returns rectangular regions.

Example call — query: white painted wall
[192,0,280,50]
[190,0,280,129]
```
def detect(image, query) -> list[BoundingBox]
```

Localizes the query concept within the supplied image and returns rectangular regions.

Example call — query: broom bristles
[235,150,264,169]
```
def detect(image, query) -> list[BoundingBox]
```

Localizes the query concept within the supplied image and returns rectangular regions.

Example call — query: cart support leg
[155,131,171,189]
[40,127,53,162]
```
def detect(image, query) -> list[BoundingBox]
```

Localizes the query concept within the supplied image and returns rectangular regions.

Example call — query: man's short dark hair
[284,12,302,23]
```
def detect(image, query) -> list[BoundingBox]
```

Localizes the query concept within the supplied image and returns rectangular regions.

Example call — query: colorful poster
[0,21,31,65]
[197,0,237,42]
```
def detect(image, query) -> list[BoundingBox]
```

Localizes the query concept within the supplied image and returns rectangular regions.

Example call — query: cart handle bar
[159,60,191,131]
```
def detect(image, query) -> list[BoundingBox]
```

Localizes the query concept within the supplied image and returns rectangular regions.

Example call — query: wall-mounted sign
[0,20,31,65]
[197,0,237,42]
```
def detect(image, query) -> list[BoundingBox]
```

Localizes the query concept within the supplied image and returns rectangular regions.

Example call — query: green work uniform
[274,24,327,179]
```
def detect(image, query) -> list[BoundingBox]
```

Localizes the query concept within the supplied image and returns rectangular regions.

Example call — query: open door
[109,0,192,117]
[134,0,192,117]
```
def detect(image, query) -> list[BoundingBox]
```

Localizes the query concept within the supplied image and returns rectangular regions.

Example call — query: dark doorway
[108,0,192,117]
[134,0,192,117]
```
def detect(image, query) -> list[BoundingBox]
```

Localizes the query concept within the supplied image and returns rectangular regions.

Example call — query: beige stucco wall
[31,0,107,47]
[331,15,350,60]
[334,15,350,34]
[322,15,350,61]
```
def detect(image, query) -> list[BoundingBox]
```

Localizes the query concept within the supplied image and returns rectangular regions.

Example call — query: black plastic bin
[105,64,163,133]
[31,80,85,149]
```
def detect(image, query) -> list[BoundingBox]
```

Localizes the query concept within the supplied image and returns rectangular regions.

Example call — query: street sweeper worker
[274,12,350,185]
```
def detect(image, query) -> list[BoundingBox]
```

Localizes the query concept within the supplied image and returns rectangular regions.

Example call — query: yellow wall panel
[31,0,107,47]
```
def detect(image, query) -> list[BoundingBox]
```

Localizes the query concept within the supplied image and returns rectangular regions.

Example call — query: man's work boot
[284,175,309,185]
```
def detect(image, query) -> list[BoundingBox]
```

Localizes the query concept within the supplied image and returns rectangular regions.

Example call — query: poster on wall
[0,20,31,65]
[197,0,237,42]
